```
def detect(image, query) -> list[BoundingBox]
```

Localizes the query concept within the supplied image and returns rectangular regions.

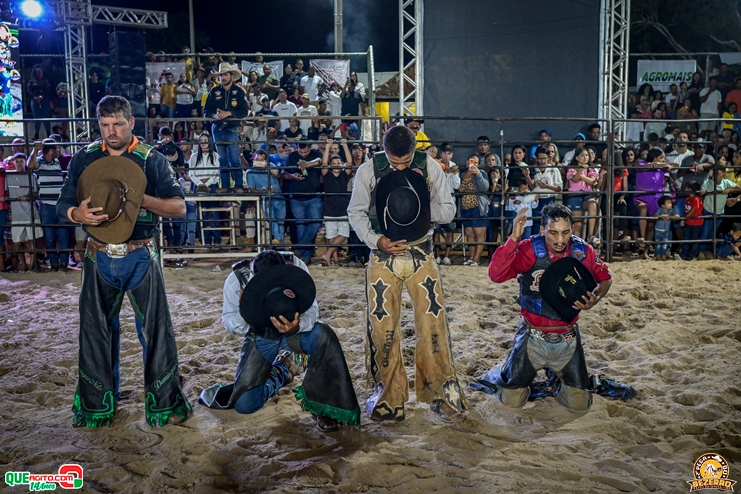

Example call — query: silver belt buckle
[541,331,564,344]
[105,242,129,258]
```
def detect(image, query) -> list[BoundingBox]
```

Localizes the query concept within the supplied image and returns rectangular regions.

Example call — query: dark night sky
[21,0,399,72]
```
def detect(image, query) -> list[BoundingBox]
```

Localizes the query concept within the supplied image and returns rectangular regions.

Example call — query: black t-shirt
[283,149,323,197]
[322,171,351,217]
[341,91,363,116]
[283,127,303,140]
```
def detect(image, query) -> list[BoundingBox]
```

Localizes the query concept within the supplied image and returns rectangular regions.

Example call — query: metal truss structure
[599,0,631,140]
[399,0,422,117]
[49,0,168,137]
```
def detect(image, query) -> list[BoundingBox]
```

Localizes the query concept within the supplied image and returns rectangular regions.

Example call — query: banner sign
[146,62,186,106]
[637,60,696,91]
[0,22,22,137]
[310,59,350,86]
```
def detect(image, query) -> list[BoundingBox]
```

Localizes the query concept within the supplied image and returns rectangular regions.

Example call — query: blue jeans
[0,209,7,243]
[97,248,151,399]
[531,197,555,233]
[654,229,671,257]
[184,203,197,246]
[682,224,702,259]
[211,125,243,189]
[161,104,175,119]
[263,197,286,243]
[31,97,51,137]
[40,203,70,267]
[290,197,323,260]
[234,322,322,414]
[163,216,184,247]
[201,185,223,246]
[699,209,722,254]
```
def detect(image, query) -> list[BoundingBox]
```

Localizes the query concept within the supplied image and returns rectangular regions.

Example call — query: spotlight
[20,0,42,19]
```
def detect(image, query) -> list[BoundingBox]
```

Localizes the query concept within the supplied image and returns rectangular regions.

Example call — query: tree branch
[710,35,741,51]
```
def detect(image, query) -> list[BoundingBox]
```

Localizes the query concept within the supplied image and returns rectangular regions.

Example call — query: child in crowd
[653,195,680,260]
[718,223,741,260]
[506,177,539,239]
[5,153,42,272]
[681,182,704,260]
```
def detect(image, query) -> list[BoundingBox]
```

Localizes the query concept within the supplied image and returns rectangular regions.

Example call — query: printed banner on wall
[146,62,186,107]
[310,59,350,85]
[0,23,22,137]
[637,60,696,91]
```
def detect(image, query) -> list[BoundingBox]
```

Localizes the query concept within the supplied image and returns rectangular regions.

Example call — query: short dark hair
[383,125,416,158]
[658,195,673,208]
[588,123,601,132]
[686,181,700,193]
[646,147,664,162]
[515,177,528,187]
[541,202,573,227]
[252,250,287,274]
[97,95,132,120]
[255,149,268,158]
[535,146,549,156]
[730,222,741,232]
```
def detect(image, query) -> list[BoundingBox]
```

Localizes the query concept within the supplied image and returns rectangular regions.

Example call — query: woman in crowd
[175,73,196,119]
[350,72,366,99]
[565,147,599,243]
[173,122,187,143]
[687,71,704,114]
[486,164,504,258]
[459,155,489,266]
[504,144,528,189]
[190,119,206,142]
[634,147,673,259]
[289,86,303,107]
[188,132,223,247]
[613,149,631,254]
[27,64,52,139]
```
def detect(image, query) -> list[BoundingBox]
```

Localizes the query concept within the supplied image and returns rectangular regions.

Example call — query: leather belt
[86,237,155,259]
[523,319,577,343]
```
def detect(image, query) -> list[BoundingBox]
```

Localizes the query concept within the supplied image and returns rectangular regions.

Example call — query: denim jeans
[290,197,323,260]
[40,203,70,267]
[682,224,703,259]
[163,216,184,247]
[262,197,286,243]
[211,125,243,189]
[97,248,151,399]
[184,203,197,246]
[161,103,175,119]
[654,229,671,257]
[699,209,722,254]
[234,322,322,414]
[31,97,51,137]
[201,185,223,245]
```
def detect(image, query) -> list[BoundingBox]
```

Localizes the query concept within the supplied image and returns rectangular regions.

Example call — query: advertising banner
[310,59,350,86]
[0,23,22,137]
[636,60,696,91]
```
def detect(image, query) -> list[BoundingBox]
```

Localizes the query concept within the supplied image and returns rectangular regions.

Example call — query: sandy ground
[1,258,740,493]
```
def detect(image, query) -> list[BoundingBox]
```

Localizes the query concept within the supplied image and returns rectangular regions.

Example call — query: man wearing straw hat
[203,62,249,193]
[57,95,191,427]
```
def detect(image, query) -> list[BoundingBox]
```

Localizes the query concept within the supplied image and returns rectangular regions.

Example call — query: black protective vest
[368,150,428,234]
[519,235,588,321]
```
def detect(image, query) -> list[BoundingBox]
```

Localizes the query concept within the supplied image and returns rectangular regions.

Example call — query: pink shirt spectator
[566,167,598,192]
[0,163,8,211]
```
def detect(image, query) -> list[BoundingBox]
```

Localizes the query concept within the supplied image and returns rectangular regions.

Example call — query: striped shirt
[34,158,65,206]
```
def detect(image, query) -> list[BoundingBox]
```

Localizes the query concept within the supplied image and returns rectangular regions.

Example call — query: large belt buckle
[105,242,129,258]
[541,332,564,344]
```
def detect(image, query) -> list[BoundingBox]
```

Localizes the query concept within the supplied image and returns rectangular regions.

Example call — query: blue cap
[540,129,552,137]
[574,133,586,140]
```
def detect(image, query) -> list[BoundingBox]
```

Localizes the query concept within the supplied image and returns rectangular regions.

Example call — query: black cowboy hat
[375,167,431,243]
[239,264,316,333]
[539,257,597,323]
[77,156,147,244]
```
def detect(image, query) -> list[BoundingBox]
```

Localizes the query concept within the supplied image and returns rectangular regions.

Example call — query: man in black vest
[57,95,191,427]
[474,203,612,411]
[348,125,466,424]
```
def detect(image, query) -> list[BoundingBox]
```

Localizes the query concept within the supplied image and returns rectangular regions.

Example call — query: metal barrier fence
[2,115,741,271]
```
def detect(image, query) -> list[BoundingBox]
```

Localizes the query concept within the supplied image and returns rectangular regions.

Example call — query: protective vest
[368,150,428,234]
[84,139,158,229]
[519,234,587,321]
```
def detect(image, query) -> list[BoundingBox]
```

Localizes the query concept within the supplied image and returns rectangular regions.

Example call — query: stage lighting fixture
[19,0,42,19]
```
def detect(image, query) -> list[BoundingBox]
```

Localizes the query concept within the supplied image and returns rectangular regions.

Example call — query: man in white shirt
[699,77,722,136]
[434,143,460,265]
[300,65,323,106]
[271,88,298,134]
[296,94,318,135]
[527,146,563,231]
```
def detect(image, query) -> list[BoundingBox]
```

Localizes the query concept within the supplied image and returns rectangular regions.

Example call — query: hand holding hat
[539,257,598,323]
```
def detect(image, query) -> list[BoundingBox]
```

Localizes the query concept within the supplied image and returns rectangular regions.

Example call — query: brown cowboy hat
[214,62,242,79]
[77,156,147,244]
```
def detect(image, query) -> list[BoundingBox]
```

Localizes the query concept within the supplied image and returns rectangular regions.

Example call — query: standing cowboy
[348,125,466,423]
[57,95,191,427]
